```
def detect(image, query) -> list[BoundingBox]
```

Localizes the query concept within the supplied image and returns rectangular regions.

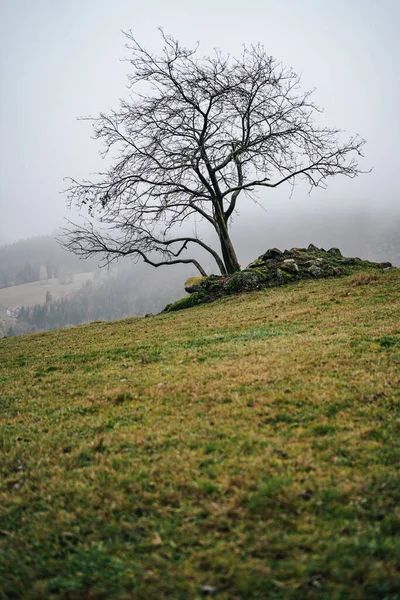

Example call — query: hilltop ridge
[166,244,394,312]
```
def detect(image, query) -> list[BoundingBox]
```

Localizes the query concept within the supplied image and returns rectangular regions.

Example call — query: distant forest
[7,264,183,337]
[0,235,97,289]
[0,235,190,337]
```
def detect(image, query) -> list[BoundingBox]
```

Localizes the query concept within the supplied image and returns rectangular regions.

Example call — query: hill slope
[0,272,95,310]
[0,271,399,599]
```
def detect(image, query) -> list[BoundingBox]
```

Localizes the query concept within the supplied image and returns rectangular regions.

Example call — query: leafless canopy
[62,30,366,275]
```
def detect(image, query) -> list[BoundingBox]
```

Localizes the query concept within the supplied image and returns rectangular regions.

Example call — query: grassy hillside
[0,271,399,599]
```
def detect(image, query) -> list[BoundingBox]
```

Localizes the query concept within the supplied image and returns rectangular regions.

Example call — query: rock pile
[164,244,393,312]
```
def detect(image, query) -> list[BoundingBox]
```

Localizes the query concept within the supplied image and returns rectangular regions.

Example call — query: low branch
[59,223,215,276]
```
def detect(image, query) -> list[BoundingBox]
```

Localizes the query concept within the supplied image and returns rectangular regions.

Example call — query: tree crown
[63,31,366,276]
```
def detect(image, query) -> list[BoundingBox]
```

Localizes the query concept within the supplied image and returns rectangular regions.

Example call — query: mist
[0,0,399,336]
[1,0,399,244]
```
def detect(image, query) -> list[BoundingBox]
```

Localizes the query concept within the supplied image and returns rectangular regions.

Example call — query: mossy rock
[200,275,226,293]
[280,262,300,276]
[247,268,271,282]
[246,257,265,268]
[224,270,262,293]
[327,247,342,257]
[184,276,207,293]
[277,267,295,280]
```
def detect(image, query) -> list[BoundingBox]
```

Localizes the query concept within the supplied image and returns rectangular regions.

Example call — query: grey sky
[0,0,399,243]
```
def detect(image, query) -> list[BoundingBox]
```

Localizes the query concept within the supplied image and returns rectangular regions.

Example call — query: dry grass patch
[349,271,383,286]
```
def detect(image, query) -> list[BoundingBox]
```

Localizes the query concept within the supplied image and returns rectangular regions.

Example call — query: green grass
[0,271,400,599]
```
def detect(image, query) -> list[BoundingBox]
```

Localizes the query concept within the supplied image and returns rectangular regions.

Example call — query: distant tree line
[12,263,185,335]
[0,262,40,288]
[0,235,97,289]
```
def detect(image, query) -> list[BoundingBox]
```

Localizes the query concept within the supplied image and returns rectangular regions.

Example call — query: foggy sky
[0,0,399,244]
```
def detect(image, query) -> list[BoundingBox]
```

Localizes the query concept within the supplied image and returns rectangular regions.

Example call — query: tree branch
[62,31,367,278]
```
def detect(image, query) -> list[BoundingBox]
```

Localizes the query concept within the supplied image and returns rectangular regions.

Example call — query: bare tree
[62,30,366,276]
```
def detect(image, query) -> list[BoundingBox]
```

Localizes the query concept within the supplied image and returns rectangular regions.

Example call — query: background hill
[0,270,399,598]
[0,235,98,289]
[0,236,186,336]
[0,209,399,337]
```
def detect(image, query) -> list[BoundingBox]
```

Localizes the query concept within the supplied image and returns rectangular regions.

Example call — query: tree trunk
[213,200,241,274]
[218,230,239,274]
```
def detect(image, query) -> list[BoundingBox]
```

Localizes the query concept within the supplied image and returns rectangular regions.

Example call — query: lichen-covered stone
[308,264,323,278]
[327,247,342,257]
[282,259,300,273]
[224,270,261,292]
[247,248,284,268]
[276,268,287,282]
[184,276,207,293]
[199,275,226,293]
[261,248,283,260]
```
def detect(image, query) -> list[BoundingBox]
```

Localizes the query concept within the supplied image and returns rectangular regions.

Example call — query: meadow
[0,270,399,599]
[0,272,94,312]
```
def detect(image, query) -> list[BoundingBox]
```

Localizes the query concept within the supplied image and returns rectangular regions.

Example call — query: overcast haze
[0,0,399,244]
